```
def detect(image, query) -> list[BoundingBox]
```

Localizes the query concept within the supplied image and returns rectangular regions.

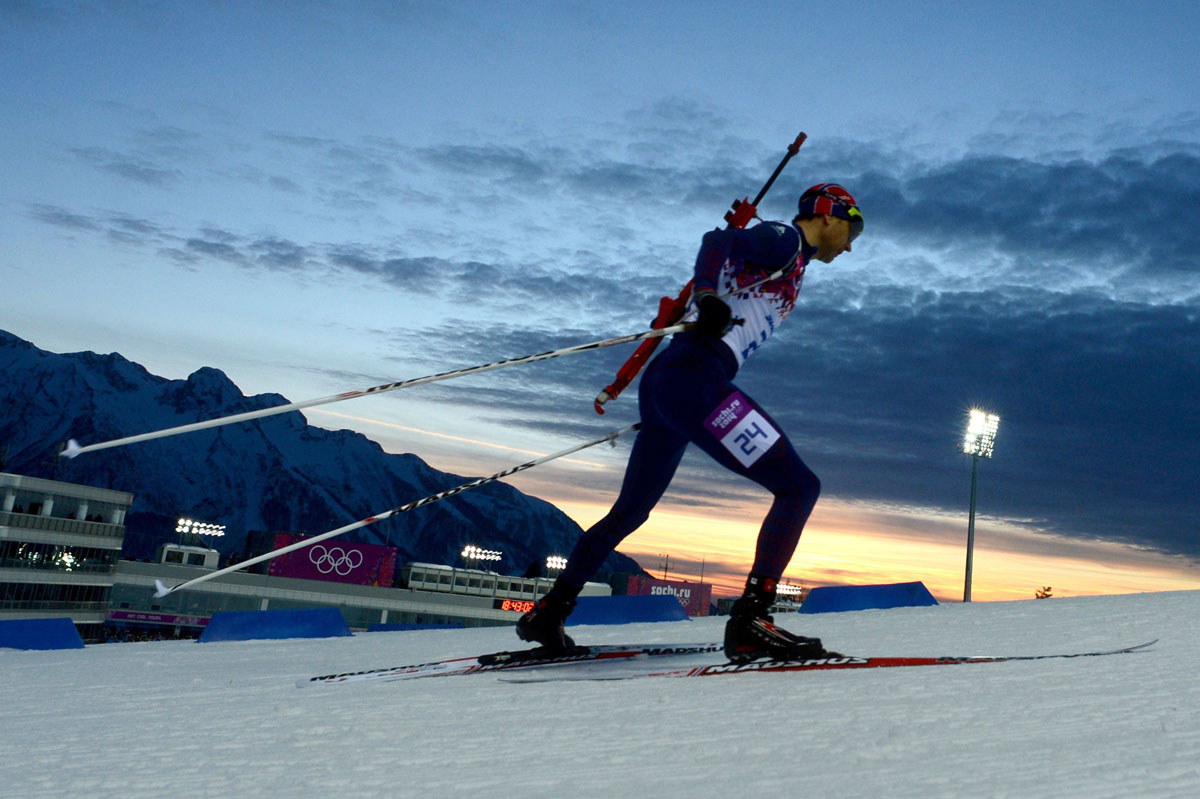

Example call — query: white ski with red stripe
[297,642,723,687]
[498,640,1158,683]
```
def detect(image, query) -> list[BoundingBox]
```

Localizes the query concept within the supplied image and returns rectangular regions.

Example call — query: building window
[0,540,116,573]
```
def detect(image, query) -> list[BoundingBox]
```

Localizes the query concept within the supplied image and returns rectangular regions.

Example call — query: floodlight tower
[960,409,1000,602]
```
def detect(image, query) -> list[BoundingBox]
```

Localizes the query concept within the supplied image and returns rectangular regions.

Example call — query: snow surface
[3,590,1198,798]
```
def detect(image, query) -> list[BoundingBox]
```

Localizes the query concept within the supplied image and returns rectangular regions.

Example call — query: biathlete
[518,183,863,662]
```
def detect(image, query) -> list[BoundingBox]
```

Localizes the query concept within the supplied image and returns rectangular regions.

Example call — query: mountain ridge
[0,329,640,579]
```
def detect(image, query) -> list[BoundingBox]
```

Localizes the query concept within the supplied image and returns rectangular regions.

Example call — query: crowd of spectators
[7,504,108,522]
[98,623,202,643]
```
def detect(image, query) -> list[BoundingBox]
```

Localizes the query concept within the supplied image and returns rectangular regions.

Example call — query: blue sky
[2,1,1198,598]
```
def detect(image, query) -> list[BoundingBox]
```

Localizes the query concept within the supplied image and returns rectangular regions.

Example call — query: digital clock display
[495,598,536,613]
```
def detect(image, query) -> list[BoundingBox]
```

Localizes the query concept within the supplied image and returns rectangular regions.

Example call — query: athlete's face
[814,215,853,263]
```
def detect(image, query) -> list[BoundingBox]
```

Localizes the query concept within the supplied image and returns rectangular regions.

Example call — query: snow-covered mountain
[0,329,639,577]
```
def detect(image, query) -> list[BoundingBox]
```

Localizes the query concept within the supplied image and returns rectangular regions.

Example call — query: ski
[297,641,724,687]
[499,639,1158,683]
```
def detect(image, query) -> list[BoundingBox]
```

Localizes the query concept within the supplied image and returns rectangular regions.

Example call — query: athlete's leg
[688,395,820,579]
[663,385,826,660]
[515,354,690,649]
[650,375,821,582]
[555,420,688,590]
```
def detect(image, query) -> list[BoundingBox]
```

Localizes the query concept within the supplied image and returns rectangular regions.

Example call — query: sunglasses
[846,206,863,243]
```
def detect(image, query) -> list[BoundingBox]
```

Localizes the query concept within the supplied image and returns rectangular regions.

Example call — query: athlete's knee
[587,504,650,547]
[804,467,821,500]
[606,505,651,534]
[778,464,820,504]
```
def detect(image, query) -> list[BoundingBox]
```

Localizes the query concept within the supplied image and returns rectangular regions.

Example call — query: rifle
[593,132,807,414]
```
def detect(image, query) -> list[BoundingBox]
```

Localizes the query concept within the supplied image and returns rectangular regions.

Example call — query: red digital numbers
[499,599,536,613]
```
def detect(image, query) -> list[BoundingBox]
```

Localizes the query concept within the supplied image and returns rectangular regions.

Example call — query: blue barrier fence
[198,608,353,642]
[800,582,939,614]
[0,617,86,650]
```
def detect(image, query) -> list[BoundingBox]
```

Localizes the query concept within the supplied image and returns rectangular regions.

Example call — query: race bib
[704,392,780,468]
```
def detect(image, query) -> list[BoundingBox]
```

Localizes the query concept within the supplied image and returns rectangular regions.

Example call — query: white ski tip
[61,439,83,459]
[153,579,173,598]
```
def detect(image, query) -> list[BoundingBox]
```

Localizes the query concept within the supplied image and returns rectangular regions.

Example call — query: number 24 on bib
[704,392,781,468]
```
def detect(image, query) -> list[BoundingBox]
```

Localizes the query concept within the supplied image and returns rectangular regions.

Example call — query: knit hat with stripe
[798,183,863,241]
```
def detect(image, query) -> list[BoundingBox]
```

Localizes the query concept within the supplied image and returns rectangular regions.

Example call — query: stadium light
[546,554,568,574]
[960,409,1000,603]
[962,409,1000,458]
[461,544,502,566]
[776,582,805,604]
[176,517,226,544]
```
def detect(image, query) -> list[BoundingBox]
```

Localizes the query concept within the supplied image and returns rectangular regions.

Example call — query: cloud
[268,176,304,194]
[132,125,208,161]
[248,237,309,271]
[184,237,247,265]
[361,272,1200,561]
[165,231,319,273]
[70,145,184,186]
[108,215,164,237]
[27,203,101,231]
[325,247,455,291]
[875,151,1200,275]
[22,108,1200,565]
[263,131,341,151]
[26,205,171,251]
[415,143,549,184]
[42,102,1200,306]
[105,214,167,246]
[740,285,1200,556]
[263,131,412,210]
[815,141,1200,309]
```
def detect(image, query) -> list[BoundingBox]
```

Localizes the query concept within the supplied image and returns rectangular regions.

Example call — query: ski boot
[724,574,828,663]
[516,588,578,653]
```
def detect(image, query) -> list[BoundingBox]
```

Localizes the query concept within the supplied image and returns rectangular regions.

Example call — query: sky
[2,0,1198,601]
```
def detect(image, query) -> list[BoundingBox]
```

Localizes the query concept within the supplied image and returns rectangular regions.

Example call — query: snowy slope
[3,590,1198,798]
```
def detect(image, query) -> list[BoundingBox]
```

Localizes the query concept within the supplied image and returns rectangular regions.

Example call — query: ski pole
[152,423,639,597]
[62,325,686,459]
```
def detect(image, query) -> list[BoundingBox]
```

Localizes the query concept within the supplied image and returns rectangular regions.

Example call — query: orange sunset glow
[316,410,1200,603]
[551,495,1200,602]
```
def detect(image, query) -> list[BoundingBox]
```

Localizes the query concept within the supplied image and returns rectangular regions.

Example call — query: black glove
[694,291,732,337]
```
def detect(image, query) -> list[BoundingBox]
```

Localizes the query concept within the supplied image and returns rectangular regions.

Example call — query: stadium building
[1,472,133,642]
[2,471,613,642]
[109,553,610,639]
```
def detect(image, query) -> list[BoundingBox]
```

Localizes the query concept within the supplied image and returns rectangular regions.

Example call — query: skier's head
[795,183,861,262]
[797,183,862,241]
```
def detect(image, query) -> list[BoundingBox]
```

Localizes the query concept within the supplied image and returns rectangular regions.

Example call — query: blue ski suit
[559,221,822,589]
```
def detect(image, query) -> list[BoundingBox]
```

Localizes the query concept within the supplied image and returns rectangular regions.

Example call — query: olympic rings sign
[309,545,364,576]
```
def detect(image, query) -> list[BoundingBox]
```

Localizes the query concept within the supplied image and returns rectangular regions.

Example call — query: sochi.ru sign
[268,533,397,587]
[107,610,209,627]
[626,576,713,617]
